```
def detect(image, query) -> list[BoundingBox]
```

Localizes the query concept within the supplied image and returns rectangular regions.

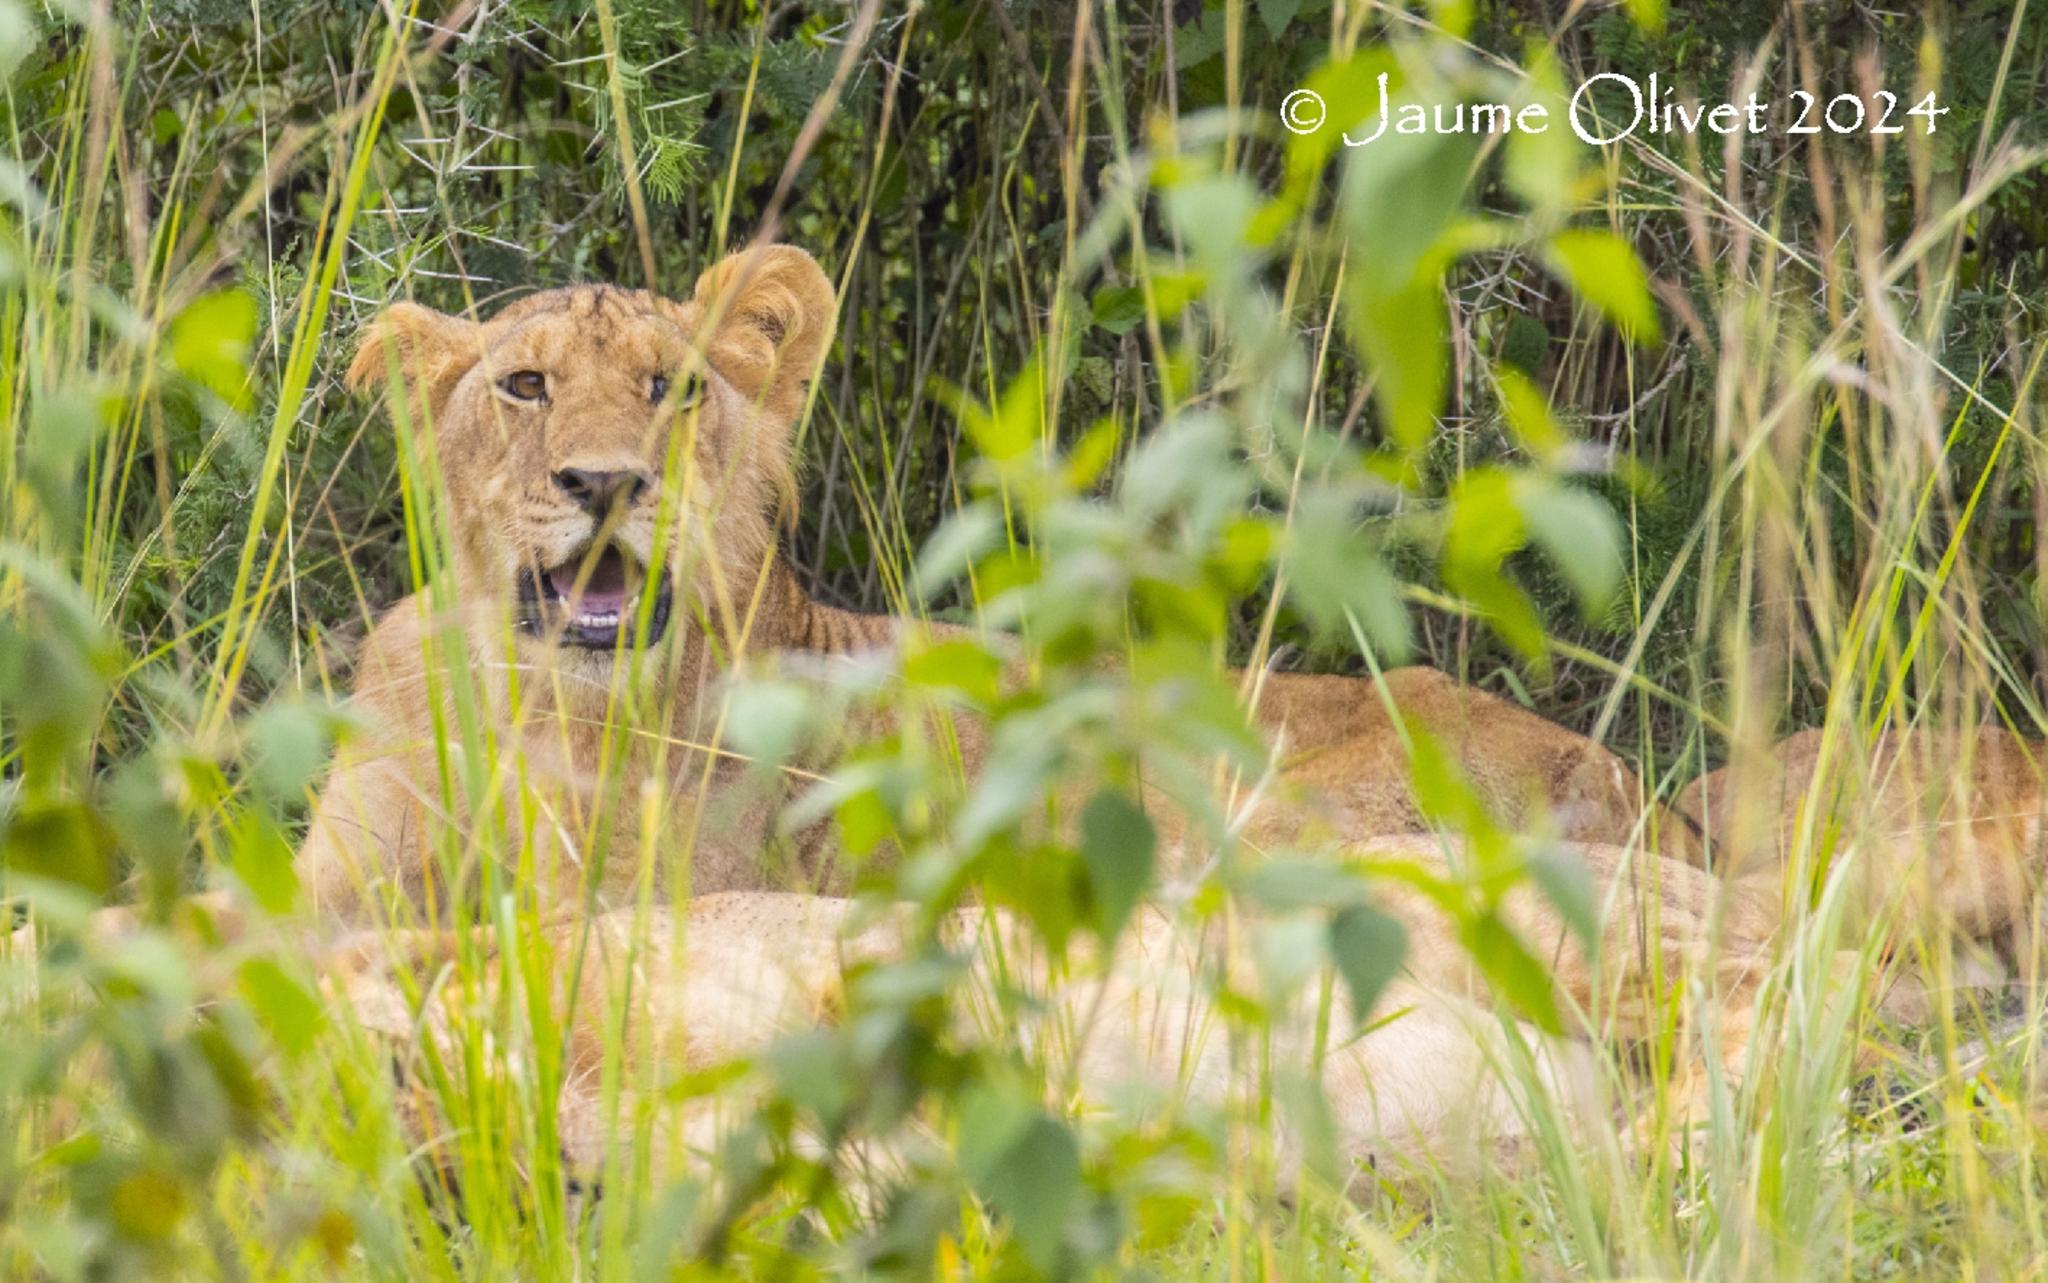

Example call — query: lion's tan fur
[304,247,907,917]
[308,246,1695,925]
[1241,667,1698,860]
[1676,727,2048,965]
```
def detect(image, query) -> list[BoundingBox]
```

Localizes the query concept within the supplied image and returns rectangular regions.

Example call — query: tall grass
[4,0,2047,1278]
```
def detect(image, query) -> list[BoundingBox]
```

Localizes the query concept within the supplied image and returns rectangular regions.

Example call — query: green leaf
[239,957,324,1059]
[766,1029,852,1126]
[1172,8,1227,70]
[1515,475,1622,617]
[834,783,896,859]
[1545,230,1661,345]
[169,290,258,410]
[1341,130,1473,296]
[1214,516,1274,593]
[1402,727,1491,835]
[103,931,194,1005]
[1328,904,1407,1025]
[1258,0,1302,39]
[230,810,299,915]
[1089,285,1146,335]
[1526,849,1600,955]
[956,731,1060,848]
[914,504,1000,599]
[110,1167,188,1242]
[1,800,116,896]
[1624,0,1666,33]
[0,0,36,81]
[1063,417,1123,489]
[1272,1066,1343,1185]
[958,1084,1034,1183]
[981,355,1049,462]
[1451,567,1547,661]
[1121,412,1238,522]
[1442,467,1547,660]
[1444,467,1523,568]
[1283,485,1412,657]
[1283,51,1399,196]
[1236,858,1370,912]
[937,353,1047,464]
[1337,128,1465,453]
[1351,279,1448,453]
[723,680,819,767]
[1421,0,1473,38]
[245,698,339,806]
[1141,268,1207,318]
[1460,912,1563,1033]
[971,1112,1082,1273]
[1256,915,1327,1002]
[1504,48,1582,215]
[1079,790,1156,942]
[1499,314,1551,375]
[22,390,106,528]
[1495,366,1565,462]
[983,839,1082,957]
[1161,174,1261,279]
[903,638,1003,704]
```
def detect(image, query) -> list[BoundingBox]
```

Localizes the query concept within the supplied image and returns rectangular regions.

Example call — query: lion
[329,835,1785,1195]
[1676,726,2048,998]
[301,242,1700,926]
[1238,668,1701,861]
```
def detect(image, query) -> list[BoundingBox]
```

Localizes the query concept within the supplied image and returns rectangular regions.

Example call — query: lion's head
[346,245,834,667]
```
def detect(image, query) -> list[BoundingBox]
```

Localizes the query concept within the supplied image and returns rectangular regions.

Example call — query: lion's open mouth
[516,544,673,650]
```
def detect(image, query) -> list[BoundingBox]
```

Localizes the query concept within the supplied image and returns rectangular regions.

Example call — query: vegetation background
[51,0,2046,767]
[4,0,2048,1277]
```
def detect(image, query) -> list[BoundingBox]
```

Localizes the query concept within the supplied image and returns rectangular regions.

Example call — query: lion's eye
[653,373,701,409]
[501,370,547,402]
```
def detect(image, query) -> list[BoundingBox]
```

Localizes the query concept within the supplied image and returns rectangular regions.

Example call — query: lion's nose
[553,467,652,514]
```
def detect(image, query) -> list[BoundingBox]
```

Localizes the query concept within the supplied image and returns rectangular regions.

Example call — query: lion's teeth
[564,591,645,631]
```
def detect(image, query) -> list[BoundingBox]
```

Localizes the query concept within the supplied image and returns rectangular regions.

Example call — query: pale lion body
[333,836,1773,1185]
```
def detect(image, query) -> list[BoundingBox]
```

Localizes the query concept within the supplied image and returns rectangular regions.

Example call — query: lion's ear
[690,245,836,422]
[344,301,481,422]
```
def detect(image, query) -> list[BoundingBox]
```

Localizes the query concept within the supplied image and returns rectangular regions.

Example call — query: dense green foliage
[36,0,2048,749]
[3,0,2047,1278]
